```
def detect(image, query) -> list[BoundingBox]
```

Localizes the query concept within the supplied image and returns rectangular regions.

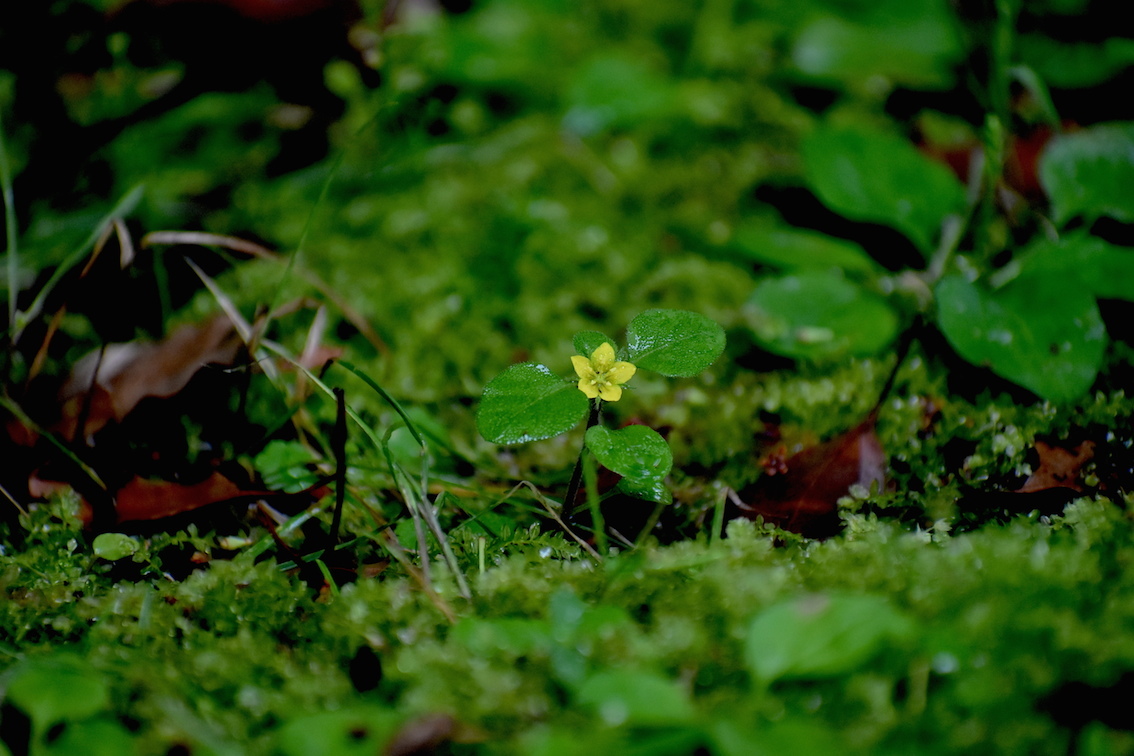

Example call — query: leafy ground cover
[3,0,1134,754]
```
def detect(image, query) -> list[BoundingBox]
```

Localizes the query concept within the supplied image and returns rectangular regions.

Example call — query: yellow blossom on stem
[571,342,636,402]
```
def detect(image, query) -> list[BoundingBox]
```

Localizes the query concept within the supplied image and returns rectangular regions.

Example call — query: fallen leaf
[56,315,240,441]
[736,417,885,538]
[97,472,329,525]
[1016,439,1095,493]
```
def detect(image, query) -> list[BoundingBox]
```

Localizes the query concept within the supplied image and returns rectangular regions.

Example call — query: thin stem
[562,400,601,519]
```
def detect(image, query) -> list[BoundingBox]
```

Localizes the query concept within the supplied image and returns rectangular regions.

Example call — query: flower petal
[577,378,600,399]
[590,342,616,372]
[572,355,594,379]
[598,382,623,402]
[607,361,636,385]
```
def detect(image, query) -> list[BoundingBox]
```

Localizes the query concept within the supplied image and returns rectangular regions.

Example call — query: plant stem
[562,400,601,519]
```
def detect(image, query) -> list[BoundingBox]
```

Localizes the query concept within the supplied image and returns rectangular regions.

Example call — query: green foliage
[477,309,723,504]
[625,309,726,378]
[254,440,322,493]
[746,270,900,361]
[744,593,916,682]
[801,123,966,254]
[1040,122,1134,225]
[936,273,1106,402]
[477,362,589,445]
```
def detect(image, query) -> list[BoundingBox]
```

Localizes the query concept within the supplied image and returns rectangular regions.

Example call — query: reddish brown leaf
[111,472,248,523]
[56,315,240,441]
[1016,439,1096,494]
[737,417,885,538]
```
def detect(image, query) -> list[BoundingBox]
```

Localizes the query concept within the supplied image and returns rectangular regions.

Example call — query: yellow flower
[571,342,636,402]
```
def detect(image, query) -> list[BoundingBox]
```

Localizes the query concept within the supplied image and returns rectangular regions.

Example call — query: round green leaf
[732,223,878,274]
[745,593,915,683]
[617,477,673,505]
[745,270,899,360]
[91,532,139,561]
[1039,122,1134,226]
[585,425,672,483]
[573,331,616,358]
[477,363,589,444]
[802,124,966,254]
[625,309,725,377]
[936,274,1106,403]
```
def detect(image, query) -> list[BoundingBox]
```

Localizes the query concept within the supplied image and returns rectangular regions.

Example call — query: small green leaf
[91,532,139,561]
[1040,122,1134,226]
[477,363,589,444]
[745,270,899,360]
[5,655,112,730]
[802,124,966,253]
[732,223,878,273]
[936,274,1107,402]
[585,425,673,483]
[573,331,616,358]
[254,440,320,493]
[745,593,915,683]
[576,670,696,727]
[625,309,725,377]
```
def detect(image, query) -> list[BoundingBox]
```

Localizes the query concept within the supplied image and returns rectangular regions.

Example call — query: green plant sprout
[476,309,725,517]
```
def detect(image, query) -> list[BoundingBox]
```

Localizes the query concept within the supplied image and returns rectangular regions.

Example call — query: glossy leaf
[745,593,915,682]
[936,274,1107,402]
[1040,122,1134,225]
[625,309,725,377]
[745,270,899,360]
[617,476,673,506]
[91,532,140,561]
[732,223,878,273]
[585,425,672,483]
[802,125,966,253]
[477,363,589,444]
[573,331,617,358]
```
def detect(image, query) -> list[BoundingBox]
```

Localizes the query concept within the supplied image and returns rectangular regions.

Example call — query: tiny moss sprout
[476,309,725,519]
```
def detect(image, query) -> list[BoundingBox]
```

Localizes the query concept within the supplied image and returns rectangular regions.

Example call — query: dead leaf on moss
[737,417,885,538]
[1016,439,1096,494]
[56,315,240,442]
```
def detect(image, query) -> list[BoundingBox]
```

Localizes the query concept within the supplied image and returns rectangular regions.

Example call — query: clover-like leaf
[802,124,966,254]
[625,309,725,377]
[585,425,672,485]
[936,273,1106,403]
[1039,122,1134,226]
[477,363,589,444]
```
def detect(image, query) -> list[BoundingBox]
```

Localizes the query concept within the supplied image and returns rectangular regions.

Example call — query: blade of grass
[14,184,144,344]
[0,395,107,490]
[336,359,424,448]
